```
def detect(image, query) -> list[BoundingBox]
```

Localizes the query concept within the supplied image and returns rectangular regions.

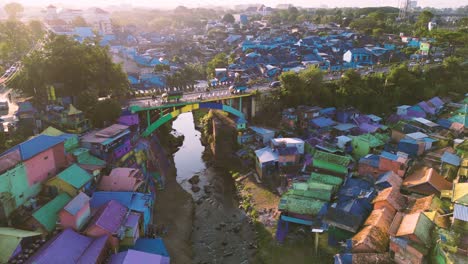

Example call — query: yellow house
[45,164,93,197]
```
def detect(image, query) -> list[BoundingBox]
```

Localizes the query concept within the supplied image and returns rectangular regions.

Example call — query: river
[171,112,256,264]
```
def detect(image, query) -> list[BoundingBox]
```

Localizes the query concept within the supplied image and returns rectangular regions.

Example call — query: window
[44,156,48,160]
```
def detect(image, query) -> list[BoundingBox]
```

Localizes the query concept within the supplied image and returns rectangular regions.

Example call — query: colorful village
[0,105,171,263]
[0,2,467,264]
[239,95,468,263]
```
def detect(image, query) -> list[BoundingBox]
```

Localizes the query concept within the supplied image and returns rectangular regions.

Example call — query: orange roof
[409,194,441,213]
[364,208,395,234]
[403,167,452,194]
[372,187,406,211]
[352,225,389,253]
[395,212,420,237]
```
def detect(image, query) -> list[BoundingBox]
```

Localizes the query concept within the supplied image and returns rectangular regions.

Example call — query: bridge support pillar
[251,96,256,118]
[147,111,151,127]
[239,97,242,112]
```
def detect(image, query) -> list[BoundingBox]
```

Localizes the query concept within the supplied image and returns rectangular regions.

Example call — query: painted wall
[24,144,67,186]
[59,203,91,230]
[0,163,41,216]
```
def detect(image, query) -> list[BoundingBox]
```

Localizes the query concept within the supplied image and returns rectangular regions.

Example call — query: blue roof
[311,117,336,128]
[437,119,453,129]
[4,135,65,161]
[441,152,461,166]
[250,126,274,135]
[132,238,169,257]
[380,151,398,161]
[333,123,356,131]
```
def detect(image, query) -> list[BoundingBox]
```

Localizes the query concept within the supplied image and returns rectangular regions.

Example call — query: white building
[271,138,305,155]
[83,8,113,35]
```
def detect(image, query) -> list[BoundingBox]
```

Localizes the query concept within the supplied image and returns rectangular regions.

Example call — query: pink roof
[98,168,143,192]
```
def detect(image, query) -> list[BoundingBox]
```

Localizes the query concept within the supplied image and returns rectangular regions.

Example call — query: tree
[222,13,235,24]
[90,99,122,127]
[154,64,170,72]
[10,35,129,105]
[206,53,228,78]
[28,20,44,39]
[71,16,88,27]
[414,10,434,35]
[0,20,34,63]
[4,2,23,20]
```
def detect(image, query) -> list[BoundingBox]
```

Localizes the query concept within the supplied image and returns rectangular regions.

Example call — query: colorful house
[351,133,388,159]
[2,134,67,188]
[312,150,351,176]
[254,147,278,179]
[71,148,106,173]
[452,182,468,205]
[343,48,374,66]
[271,138,305,154]
[378,151,410,177]
[372,187,406,215]
[45,164,94,197]
[42,104,90,134]
[28,193,72,233]
[84,200,129,248]
[121,212,142,247]
[98,168,144,192]
[375,171,403,190]
[27,228,110,264]
[249,126,275,145]
[109,249,170,264]
[132,238,169,258]
[452,204,468,233]
[0,227,42,263]
[40,126,79,153]
[90,192,153,233]
[277,147,300,166]
[80,124,132,161]
[402,167,452,196]
[395,212,434,247]
[351,225,389,253]
[58,192,91,231]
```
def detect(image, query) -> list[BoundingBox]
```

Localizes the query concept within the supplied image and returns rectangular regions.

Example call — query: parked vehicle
[0,100,8,110]
[198,94,203,100]
[162,91,183,103]
[229,85,247,95]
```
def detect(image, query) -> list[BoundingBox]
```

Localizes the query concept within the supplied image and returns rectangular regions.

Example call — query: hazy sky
[3,0,468,9]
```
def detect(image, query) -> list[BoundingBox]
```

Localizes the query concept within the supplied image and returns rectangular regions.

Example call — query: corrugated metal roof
[454,204,468,222]
[5,135,65,161]
[63,192,90,215]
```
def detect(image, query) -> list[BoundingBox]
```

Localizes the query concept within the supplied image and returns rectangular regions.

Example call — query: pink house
[59,192,91,231]
[13,135,68,186]
[98,168,144,192]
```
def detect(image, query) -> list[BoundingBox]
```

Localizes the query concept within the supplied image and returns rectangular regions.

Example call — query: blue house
[90,191,153,233]
[343,48,374,67]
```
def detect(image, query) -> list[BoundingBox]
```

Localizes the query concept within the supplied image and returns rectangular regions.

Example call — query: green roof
[314,150,352,167]
[32,193,71,232]
[57,164,92,189]
[0,228,42,263]
[313,159,348,174]
[310,172,343,186]
[290,182,334,201]
[352,133,388,147]
[41,126,65,136]
[67,104,83,116]
[73,148,106,167]
[278,195,326,215]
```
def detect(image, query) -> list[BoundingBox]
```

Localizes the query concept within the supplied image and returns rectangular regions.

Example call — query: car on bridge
[229,85,247,95]
[162,91,183,103]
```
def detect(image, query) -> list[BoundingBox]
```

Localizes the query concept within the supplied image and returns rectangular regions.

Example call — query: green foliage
[0,20,36,63]
[89,99,122,127]
[154,64,170,72]
[206,52,227,78]
[76,90,99,114]
[222,13,235,24]
[3,2,23,20]
[10,35,129,103]
[279,67,323,107]
[414,10,434,36]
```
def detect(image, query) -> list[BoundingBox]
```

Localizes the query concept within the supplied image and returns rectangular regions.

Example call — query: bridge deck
[129,93,252,113]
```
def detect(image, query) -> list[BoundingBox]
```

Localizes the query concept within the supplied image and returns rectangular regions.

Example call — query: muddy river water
[171,113,256,264]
